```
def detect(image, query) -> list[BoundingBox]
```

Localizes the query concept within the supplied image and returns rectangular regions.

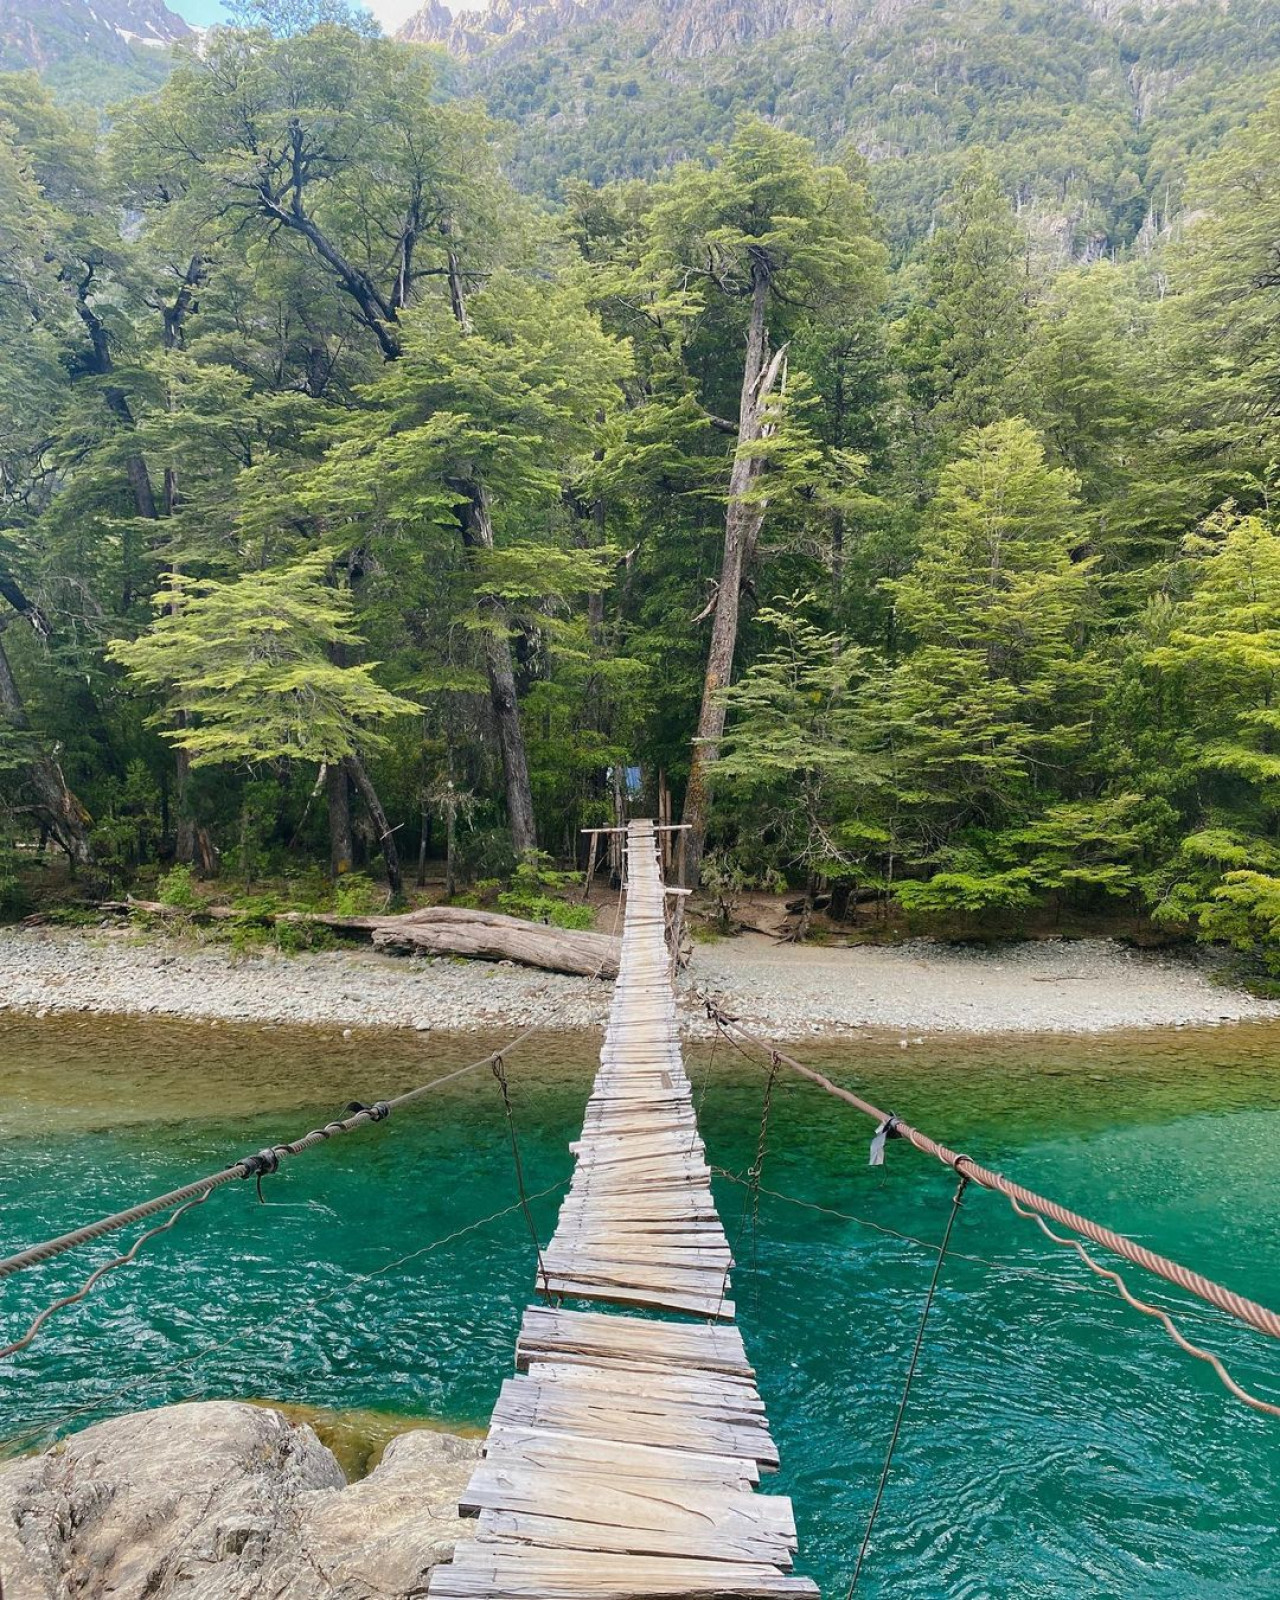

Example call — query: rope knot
[345,1100,392,1123]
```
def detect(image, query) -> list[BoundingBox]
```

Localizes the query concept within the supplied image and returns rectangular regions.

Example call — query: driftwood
[97,899,620,979]
[370,909,619,979]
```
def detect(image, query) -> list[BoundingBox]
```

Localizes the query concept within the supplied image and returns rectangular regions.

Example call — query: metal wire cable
[491,1053,550,1297]
[847,1173,969,1597]
[716,1053,779,1320]
[0,1192,213,1360]
[3,1178,569,1457]
[710,1166,1079,1289]
[1005,1196,1280,1420]
[698,993,1280,1345]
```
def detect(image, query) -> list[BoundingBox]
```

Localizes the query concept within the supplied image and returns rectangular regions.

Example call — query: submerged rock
[0,1400,479,1598]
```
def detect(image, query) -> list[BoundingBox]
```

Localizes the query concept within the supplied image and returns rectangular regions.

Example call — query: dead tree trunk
[371,908,618,978]
[345,753,402,896]
[681,258,787,886]
[327,762,353,879]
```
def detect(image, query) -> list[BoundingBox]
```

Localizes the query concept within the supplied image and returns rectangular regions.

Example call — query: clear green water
[3,1013,1280,1597]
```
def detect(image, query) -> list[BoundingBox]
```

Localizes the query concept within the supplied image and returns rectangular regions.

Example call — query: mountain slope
[0,0,191,104]
[398,0,1280,259]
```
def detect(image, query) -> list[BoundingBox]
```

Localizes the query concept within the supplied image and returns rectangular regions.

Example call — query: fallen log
[371,908,619,979]
[96,899,620,979]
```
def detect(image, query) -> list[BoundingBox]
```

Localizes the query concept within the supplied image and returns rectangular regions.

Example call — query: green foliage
[497,851,594,929]
[156,863,198,909]
[108,557,420,767]
[333,871,387,915]
[8,7,1280,963]
[466,0,1280,260]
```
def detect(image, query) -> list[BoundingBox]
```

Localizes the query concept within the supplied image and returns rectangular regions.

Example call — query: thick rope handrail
[4,1178,569,1457]
[1006,1195,1280,1419]
[0,1028,541,1282]
[699,995,1280,1345]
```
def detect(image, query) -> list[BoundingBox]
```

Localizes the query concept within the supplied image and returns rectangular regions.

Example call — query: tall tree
[642,118,885,882]
[895,157,1031,474]
[312,268,630,859]
[875,418,1101,913]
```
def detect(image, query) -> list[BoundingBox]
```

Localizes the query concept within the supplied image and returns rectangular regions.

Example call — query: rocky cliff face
[398,0,920,60]
[0,1401,479,1599]
[0,0,190,71]
[0,0,190,103]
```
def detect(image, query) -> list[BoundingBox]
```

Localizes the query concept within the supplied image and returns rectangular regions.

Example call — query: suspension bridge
[428,819,815,1597]
[3,821,1280,1596]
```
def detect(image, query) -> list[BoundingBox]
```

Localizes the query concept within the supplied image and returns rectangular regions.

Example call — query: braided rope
[0,1027,542,1282]
[701,996,1280,1345]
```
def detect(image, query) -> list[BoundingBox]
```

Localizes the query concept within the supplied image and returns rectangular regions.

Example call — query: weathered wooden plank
[430,1547,820,1598]
[428,821,810,1598]
[473,1507,795,1567]
[484,1426,760,1488]
[461,1467,795,1545]
[516,1308,753,1376]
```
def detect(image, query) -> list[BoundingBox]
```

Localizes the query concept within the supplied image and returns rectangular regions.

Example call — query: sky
[172,1,471,29]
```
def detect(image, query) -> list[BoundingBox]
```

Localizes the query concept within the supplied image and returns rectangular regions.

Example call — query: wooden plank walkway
[429,821,816,1599]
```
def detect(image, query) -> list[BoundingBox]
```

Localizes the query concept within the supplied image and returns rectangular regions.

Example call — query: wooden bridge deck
[428,821,816,1598]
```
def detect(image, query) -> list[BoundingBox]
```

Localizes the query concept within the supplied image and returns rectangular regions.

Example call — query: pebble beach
[1,924,1277,1037]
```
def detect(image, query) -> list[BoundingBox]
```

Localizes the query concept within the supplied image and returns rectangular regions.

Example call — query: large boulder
[0,1401,479,1599]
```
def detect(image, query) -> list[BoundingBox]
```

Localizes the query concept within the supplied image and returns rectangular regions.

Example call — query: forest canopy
[4,7,1280,972]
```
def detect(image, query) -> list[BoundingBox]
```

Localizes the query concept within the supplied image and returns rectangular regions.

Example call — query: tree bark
[327,762,353,880]
[453,482,538,857]
[681,260,781,887]
[344,752,402,896]
[0,628,94,867]
[258,145,400,360]
[440,248,539,858]
[416,800,431,889]
[101,899,619,978]
[371,909,618,978]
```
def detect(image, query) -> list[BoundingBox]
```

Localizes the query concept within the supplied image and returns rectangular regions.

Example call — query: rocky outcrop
[0,1401,480,1599]
[396,0,922,61]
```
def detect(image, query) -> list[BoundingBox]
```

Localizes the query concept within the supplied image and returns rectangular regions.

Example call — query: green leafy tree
[716,595,882,914]
[1140,508,1280,955]
[312,268,632,856]
[108,555,418,766]
[896,158,1031,468]
[877,418,1101,912]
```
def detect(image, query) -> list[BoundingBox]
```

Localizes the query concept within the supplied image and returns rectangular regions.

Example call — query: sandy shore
[1,924,1277,1037]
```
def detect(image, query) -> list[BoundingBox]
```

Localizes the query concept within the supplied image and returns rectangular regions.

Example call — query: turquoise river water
[2,1012,1279,1597]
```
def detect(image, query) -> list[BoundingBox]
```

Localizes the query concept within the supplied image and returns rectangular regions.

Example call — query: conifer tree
[877,418,1099,911]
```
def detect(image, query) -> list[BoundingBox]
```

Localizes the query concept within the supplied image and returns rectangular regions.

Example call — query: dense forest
[3,0,1280,969]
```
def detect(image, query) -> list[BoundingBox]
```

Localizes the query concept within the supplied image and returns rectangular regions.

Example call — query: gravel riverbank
[1,924,1277,1036]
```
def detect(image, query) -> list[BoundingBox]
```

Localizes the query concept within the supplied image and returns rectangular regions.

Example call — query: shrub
[156,864,198,909]
[498,851,593,929]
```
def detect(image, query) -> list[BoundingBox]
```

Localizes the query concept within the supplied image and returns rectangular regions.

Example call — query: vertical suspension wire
[490,1053,550,1297]
[847,1171,970,1596]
